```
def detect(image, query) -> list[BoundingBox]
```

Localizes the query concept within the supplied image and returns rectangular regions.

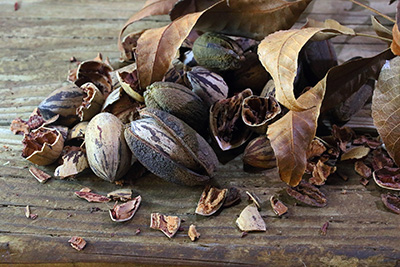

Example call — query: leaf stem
[355,32,393,42]
[349,0,396,23]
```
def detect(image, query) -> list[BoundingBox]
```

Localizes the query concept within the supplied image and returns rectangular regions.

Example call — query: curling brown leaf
[118,0,177,53]
[391,2,400,55]
[136,11,206,88]
[372,57,400,166]
[195,0,312,41]
[267,84,324,186]
[170,0,219,20]
[258,20,355,111]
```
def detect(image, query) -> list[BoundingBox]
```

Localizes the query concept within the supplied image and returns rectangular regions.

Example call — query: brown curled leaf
[150,213,181,238]
[286,180,327,207]
[68,236,87,251]
[29,166,51,183]
[74,191,110,203]
[109,195,141,222]
[381,193,400,214]
[118,0,178,53]
[372,57,400,166]
[195,185,227,216]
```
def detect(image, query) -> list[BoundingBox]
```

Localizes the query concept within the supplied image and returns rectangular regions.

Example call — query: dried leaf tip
[195,186,228,216]
[188,224,200,242]
[109,195,141,222]
[150,213,181,238]
[236,204,266,232]
[68,236,87,251]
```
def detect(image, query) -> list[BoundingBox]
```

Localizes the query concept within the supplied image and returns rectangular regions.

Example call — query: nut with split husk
[76,82,105,122]
[85,112,133,182]
[210,89,253,151]
[243,135,276,169]
[195,185,228,216]
[38,84,84,127]
[186,66,228,107]
[144,81,208,133]
[241,95,281,134]
[192,32,244,71]
[22,127,64,166]
[124,108,218,186]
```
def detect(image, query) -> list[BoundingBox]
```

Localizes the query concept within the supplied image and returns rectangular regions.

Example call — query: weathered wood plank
[0,0,399,265]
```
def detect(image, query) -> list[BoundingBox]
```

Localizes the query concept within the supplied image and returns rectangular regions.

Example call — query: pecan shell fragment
[195,185,228,216]
[150,213,181,238]
[286,180,327,207]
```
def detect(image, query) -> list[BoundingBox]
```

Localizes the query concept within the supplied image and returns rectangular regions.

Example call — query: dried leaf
[74,191,110,203]
[236,204,266,232]
[170,0,219,20]
[258,19,355,111]
[372,57,400,166]
[267,86,323,186]
[118,0,178,53]
[68,236,87,251]
[109,196,141,222]
[371,16,393,41]
[341,146,370,161]
[195,0,312,41]
[391,2,400,55]
[136,11,206,88]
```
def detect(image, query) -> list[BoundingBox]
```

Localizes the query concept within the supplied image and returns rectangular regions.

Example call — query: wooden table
[1,0,399,265]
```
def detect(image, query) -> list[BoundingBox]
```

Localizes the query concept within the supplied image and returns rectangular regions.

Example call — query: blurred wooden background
[0,0,398,266]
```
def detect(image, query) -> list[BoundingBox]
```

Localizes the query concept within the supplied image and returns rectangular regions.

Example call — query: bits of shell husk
[107,189,133,201]
[195,185,228,216]
[76,82,105,122]
[109,195,141,222]
[116,63,144,102]
[124,108,218,186]
[270,196,288,216]
[67,121,88,141]
[188,224,200,241]
[150,213,181,238]
[210,89,253,151]
[75,57,113,97]
[22,127,64,166]
[236,204,266,232]
[186,66,228,107]
[29,166,52,183]
[85,112,133,182]
[144,81,208,133]
[54,147,89,178]
[286,180,327,207]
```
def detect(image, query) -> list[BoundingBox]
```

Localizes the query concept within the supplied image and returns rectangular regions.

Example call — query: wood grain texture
[1,0,399,265]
